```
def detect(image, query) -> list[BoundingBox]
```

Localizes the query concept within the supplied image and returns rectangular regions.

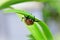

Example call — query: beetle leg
[33,16,39,22]
[33,16,35,21]
[21,17,25,21]
[25,15,30,19]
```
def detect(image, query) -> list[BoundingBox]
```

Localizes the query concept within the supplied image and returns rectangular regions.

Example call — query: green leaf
[0,0,49,10]
[4,9,53,40]
[0,0,33,9]
[37,21,54,40]
[16,12,47,40]
[0,0,9,6]
[28,34,35,40]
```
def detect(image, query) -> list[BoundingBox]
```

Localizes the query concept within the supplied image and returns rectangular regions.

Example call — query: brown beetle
[24,16,34,25]
[22,16,35,25]
[22,15,38,25]
[25,18,34,25]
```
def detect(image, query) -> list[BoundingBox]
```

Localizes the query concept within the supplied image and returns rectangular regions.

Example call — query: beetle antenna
[33,16,35,21]
[21,17,25,21]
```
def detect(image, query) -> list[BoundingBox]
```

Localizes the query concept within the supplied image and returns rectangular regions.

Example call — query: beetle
[22,15,37,25]
[25,17,34,25]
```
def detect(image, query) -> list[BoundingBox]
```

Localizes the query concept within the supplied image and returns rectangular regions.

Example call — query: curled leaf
[4,9,53,40]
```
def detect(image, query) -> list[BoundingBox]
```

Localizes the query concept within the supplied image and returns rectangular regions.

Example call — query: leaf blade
[4,9,53,40]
